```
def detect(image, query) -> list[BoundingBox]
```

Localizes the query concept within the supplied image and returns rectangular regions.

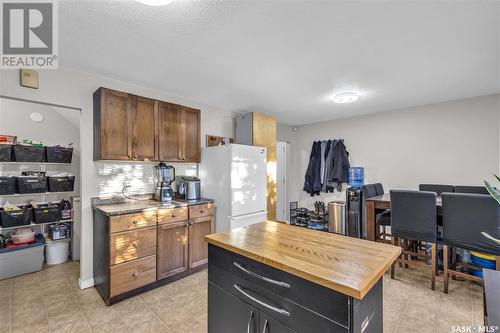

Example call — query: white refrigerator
[199,144,267,232]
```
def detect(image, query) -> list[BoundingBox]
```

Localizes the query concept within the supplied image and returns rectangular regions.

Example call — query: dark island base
[208,244,383,333]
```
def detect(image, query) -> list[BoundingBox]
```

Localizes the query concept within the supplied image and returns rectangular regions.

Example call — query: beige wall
[0,68,236,287]
[291,94,500,207]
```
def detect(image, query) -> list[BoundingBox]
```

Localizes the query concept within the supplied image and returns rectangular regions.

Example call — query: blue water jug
[348,167,364,187]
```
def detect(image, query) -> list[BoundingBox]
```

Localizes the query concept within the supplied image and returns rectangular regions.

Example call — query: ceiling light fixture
[135,0,173,6]
[333,91,360,104]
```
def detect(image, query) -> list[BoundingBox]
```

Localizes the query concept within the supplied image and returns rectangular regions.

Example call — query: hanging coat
[303,141,322,196]
[329,140,350,191]
[322,140,337,192]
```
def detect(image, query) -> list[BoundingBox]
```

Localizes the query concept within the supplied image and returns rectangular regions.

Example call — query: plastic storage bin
[0,234,44,280]
[348,167,365,187]
[47,176,75,192]
[45,146,73,163]
[0,176,17,195]
[11,228,35,245]
[17,176,47,194]
[33,204,61,224]
[0,145,13,162]
[45,238,70,265]
[12,145,45,162]
[0,206,32,228]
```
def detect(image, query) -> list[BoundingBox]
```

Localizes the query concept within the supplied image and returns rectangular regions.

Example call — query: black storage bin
[33,204,61,224]
[17,177,47,194]
[0,145,13,162]
[45,146,73,163]
[0,206,33,228]
[47,176,75,192]
[0,176,17,195]
[12,145,45,162]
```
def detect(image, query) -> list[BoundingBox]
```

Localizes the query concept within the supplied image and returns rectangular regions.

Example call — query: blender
[154,163,175,202]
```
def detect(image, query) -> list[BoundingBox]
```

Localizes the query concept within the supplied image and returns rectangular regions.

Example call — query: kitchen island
[205,221,401,333]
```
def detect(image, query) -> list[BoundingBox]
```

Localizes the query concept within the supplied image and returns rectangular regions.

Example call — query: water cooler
[345,167,365,239]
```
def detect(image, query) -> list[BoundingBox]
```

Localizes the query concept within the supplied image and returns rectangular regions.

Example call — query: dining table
[365,193,443,241]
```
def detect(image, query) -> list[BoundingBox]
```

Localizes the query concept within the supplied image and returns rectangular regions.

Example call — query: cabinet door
[158,102,180,162]
[131,96,158,161]
[100,89,132,160]
[179,107,200,162]
[209,282,259,333]
[260,313,296,333]
[157,221,189,279]
[188,216,213,269]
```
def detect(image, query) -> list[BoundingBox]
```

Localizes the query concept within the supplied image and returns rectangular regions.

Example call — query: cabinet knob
[132,220,138,224]
[200,210,204,213]
[184,223,189,227]
[132,242,137,247]
[172,214,176,218]
[134,155,138,159]
[132,272,139,277]
[128,155,132,158]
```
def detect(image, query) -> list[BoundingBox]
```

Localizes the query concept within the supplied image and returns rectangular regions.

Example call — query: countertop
[205,221,401,300]
[93,198,214,216]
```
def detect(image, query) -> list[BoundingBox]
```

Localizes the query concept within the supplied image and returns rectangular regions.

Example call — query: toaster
[175,176,201,200]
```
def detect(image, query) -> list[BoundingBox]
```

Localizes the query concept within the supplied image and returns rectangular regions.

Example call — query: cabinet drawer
[189,203,213,219]
[208,245,349,327]
[109,212,157,233]
[209,263,348,333]
[110,227,157,265]
[110,255,156,297]
[158,207,188,224]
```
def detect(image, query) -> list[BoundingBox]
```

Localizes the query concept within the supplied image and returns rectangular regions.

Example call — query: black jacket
[328,140,350,191]
[303,141,322,196]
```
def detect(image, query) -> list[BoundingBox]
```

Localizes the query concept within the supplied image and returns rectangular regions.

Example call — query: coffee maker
[154,163,175,202]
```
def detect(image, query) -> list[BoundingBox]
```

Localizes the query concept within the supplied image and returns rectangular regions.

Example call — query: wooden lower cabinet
[93,202,214,305]
[189,216,213,268]
[157,220,189,279]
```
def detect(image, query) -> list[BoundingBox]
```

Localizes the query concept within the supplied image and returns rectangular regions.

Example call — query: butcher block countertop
[205,221,401,299]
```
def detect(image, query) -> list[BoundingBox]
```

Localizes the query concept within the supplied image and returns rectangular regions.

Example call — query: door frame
[276,141,289,223]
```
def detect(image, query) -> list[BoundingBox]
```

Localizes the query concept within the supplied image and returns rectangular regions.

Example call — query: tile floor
[0,260,483,333]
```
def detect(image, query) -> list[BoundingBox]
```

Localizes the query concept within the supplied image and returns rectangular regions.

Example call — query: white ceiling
[59,1,500,125]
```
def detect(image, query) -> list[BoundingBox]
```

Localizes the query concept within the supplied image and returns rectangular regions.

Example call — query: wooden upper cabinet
[94,87,200,162]
[158,102,180,162]
[131,96,158,161]
[179,107,200,163]
[94,88,132,160]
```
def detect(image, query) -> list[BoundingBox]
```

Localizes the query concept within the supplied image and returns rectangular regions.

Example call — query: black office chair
[373,183,391,242]
[419,184,454,195]
[454,185,489,195]
[441,193,500,293]
[390,190,438,290]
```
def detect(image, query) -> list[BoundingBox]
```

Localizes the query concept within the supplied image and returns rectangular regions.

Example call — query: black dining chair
[390,190,438,290]
[441,193,500,293]
[362,184,391,242]
[454,185,489,195]
[419,184,455,195]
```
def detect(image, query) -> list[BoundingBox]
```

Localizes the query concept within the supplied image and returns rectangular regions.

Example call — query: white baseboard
[78,277,94,289]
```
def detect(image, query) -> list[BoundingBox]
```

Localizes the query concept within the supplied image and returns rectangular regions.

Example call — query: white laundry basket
[45,239,70,265]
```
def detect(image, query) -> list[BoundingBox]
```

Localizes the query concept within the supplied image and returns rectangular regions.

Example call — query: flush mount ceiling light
[333,92,360,104]
[135,0,173,6]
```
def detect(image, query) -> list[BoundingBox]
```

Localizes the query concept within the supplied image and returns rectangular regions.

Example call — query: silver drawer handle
[247,310,254,333]
[234,262,290,288]
[234,284,291,317]
[262,320,268,333]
